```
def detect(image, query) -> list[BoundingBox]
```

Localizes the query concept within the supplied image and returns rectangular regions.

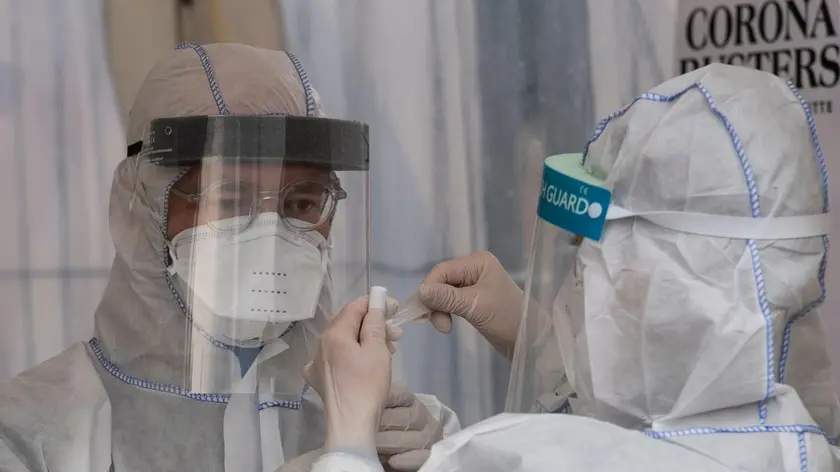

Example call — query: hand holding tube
[303,288,393,459]
[419,251,523,360]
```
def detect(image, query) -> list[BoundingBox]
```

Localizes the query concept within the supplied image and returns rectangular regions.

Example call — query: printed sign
[677,0,838,114]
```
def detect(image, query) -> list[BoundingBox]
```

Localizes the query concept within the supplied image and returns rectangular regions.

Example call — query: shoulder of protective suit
[0,342,109,471]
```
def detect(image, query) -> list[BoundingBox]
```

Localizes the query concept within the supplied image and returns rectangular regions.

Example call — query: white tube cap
[369,286,388,310]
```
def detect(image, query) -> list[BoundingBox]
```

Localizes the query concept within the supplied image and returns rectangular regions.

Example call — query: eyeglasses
[171,176,347,233]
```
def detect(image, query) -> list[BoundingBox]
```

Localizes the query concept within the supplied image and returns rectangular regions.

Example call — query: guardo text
[541,183,602,218]
[679,0,839,90]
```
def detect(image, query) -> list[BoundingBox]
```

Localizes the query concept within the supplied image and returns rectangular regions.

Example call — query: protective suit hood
[575,63,840,434]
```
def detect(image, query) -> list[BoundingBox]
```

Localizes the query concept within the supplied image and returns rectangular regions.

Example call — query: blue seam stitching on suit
[798,431,809,472]
[175,42,230,115]
[778,81,829,384]
[88,338,303,410]
[284,52,315,116]
[644,423,824,439]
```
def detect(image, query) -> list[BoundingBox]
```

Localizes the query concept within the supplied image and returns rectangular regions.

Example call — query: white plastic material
[606,205,831,240]
[386,291,432,328]
[369,286,388,310]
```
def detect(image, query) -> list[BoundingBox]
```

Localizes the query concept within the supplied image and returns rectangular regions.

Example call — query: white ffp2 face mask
[167,213,330,347]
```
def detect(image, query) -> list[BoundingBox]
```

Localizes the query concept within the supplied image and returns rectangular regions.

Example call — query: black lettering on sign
[785,0,809,40]
[678,0,840,92]
[808,99,834,114]
[683,0,837,48]
[758,1,783,43]
[771,48,792,78]
[821,44,840,87]
[736,4,757,45]
[794,47,817,87]
[686,8,708,50]
[811,0,837,38]
[710,5,733,48]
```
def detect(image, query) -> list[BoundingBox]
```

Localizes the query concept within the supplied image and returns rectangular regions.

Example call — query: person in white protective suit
[302,63,840,471]
[0,42,458,472]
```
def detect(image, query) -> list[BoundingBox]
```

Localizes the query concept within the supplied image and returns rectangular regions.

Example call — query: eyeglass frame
[169,173,348,232]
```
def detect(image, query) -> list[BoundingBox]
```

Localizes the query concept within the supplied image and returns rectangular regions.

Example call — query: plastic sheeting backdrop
[0,0,123,380]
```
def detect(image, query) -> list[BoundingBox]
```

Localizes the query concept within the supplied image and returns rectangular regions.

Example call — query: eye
[218,198,237,212]
[284,197,319,215]
[204,185,252,218]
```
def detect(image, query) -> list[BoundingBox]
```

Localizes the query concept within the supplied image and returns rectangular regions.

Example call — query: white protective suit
[311,64,840,471]
[0,43,456,472]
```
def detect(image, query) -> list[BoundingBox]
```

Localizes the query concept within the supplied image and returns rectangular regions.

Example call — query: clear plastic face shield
[132,115,370,394]
[506,153,609,414]
[506,153,833,416]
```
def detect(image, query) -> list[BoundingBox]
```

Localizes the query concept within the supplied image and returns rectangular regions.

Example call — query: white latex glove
[376,384,443,472]
[384,297,402,355]
[419,251,523,360]
[303,295,393,459]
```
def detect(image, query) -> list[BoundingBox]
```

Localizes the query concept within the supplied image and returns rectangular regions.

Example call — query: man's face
[167,162,334,239]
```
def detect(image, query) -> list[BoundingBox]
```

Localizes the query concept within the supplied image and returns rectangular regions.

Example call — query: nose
[256,195,281,214]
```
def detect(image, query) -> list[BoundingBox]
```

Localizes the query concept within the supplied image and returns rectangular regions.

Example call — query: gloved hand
[376,384,443,472]
[419,251,523,360]
[303,295,393,458]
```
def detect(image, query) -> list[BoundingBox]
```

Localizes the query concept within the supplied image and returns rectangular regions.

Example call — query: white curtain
[0,0,122,381]
[587,0,677,118]
[281,0,595,425]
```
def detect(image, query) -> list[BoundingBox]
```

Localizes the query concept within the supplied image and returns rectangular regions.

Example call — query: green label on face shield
[537,154,612,241]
